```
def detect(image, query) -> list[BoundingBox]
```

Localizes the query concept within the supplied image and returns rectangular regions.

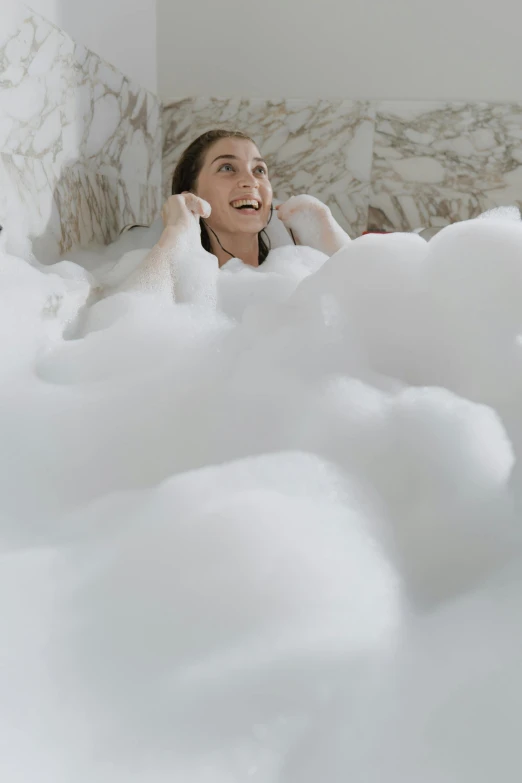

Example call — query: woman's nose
[238,171,258,188]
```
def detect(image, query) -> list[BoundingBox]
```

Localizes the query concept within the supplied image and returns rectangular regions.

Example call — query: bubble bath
[1,205,522,782]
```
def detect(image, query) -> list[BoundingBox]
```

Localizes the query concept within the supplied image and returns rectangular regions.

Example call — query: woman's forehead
[204,137,262,165]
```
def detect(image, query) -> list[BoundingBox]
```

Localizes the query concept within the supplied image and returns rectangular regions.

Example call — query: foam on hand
[1,202,522,782]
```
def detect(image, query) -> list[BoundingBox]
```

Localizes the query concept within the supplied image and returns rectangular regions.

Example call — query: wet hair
[171,129,271,264]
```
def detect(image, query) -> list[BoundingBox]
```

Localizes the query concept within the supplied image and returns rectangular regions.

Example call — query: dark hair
[171,129,271,264]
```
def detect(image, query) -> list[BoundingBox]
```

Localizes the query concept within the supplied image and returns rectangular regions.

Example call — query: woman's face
[194,138,273,237]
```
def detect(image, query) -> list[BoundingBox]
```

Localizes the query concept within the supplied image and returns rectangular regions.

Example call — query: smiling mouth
[230,198,261,211]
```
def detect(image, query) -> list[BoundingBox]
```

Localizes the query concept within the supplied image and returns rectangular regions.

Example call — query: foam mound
[1,207,522,782]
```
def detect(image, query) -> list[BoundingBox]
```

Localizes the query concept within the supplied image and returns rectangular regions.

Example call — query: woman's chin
[229,211,269,232]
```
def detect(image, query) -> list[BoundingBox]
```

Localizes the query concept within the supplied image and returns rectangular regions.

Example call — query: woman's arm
[120,194,217,303]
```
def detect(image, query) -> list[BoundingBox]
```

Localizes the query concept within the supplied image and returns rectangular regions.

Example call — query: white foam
[1,205,522,781]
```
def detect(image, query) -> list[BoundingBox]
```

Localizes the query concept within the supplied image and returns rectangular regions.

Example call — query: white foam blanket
[1,207,522,782]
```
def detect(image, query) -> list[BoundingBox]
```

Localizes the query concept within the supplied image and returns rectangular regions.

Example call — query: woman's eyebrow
[211,154,267,166]
[211,154,238,164]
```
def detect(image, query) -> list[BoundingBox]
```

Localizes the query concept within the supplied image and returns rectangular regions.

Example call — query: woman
[125,130,351,298]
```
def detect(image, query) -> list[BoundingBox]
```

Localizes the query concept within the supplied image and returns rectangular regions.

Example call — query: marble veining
[1,152,161,258]
[0,6,162,257]
[369,101,522,231]
[75,47,162,186]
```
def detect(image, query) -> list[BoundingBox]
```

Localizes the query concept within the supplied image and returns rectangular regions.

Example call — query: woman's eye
[219,163,234,172]
[255,166,267,175]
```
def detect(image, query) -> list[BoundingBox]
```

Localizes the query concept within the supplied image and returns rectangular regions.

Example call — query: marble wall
[0,6,162,258]
[163,98,522,237]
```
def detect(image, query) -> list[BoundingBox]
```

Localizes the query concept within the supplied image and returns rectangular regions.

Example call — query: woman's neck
[209,232,260,268]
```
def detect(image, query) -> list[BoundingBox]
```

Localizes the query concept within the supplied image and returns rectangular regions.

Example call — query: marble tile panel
[0,6,163,256]
[75,43,162,185]
[370,101,522,231]
[0,152,160,257]
[0,11,162,186]
[0,11,77,163]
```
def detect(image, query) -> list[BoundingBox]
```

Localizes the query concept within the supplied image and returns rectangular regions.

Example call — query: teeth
[231,199,260,209]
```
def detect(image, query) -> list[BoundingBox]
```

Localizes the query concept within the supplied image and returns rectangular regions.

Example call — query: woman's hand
[276,195,351,257]
[159,193,211,249]
[161,193,210,228]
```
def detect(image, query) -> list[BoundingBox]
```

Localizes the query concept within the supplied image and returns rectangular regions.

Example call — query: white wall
[28,0,157,93]
[157,0,522,102]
